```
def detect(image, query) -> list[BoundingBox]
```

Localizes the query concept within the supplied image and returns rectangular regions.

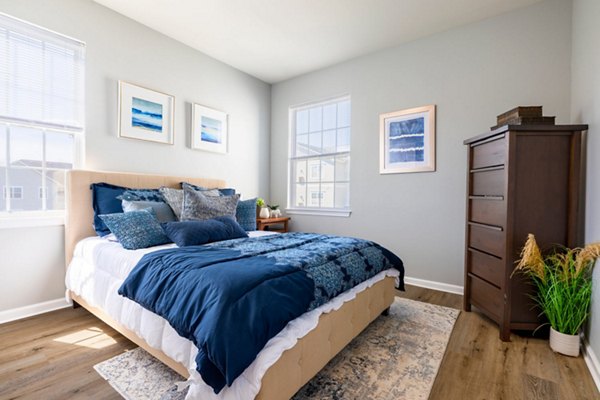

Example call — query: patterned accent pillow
[181,187,240,221]
[235,198,257,231]
[118,189,163,202]
[159,188,184,220]
[99,209,171,250]
[160,187,222,220]
[181,182,236,196]
[122,200,177,223]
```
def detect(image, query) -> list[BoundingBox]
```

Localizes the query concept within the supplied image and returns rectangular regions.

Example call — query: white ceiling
[94,0,543,83]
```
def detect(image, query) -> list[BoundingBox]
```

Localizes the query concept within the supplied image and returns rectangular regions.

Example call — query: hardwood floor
[0,286,598,400]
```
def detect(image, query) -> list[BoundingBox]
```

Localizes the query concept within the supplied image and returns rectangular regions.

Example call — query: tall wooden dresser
[463,124,587,341]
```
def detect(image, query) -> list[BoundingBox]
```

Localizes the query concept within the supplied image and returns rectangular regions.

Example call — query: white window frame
[287,95,351,217]
[0,12,85,228]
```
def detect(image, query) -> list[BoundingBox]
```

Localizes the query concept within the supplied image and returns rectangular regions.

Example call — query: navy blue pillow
[236,198,257,231]
[181,182,236,196]
[91,183,129,236]
[162,216,248,247]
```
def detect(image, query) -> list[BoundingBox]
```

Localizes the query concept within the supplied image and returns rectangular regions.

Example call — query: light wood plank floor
[0,286,598,399]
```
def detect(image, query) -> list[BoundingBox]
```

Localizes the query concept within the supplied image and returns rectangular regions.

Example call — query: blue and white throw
[119,232,404,394]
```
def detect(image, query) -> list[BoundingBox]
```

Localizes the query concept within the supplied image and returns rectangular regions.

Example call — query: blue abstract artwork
[388,117,425,163]
[131,97,163,132]
[201,116,222,144]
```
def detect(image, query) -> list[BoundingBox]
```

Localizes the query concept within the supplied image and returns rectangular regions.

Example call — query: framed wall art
[191,103,228,154]
[379,104,436,174]
[118,81,174,144]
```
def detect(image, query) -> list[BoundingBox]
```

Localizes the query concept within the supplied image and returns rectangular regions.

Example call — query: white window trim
[287,95,351,216]
[0,210,64,229]
[286,208,352,218]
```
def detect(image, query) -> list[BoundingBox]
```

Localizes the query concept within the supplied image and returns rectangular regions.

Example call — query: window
[0,13,84,215]
[289,96,351,216]
[3,185,23,199]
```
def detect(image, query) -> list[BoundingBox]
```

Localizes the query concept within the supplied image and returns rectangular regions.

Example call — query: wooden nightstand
[256,217,291,233]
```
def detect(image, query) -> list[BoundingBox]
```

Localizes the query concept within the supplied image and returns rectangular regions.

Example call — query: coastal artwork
[380,105,436,174]
[131,97,163,132]
[200,116,222,144]
[118,81,174,144]
[388,117,425,163]
[192,103,228,153]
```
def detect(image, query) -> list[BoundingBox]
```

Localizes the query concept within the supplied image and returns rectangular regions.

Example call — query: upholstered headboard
[65,170,226,268]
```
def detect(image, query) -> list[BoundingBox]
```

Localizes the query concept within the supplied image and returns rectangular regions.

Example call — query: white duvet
[65,232,399,399]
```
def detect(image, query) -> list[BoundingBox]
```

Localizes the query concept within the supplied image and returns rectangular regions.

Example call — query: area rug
[94,297,459,400]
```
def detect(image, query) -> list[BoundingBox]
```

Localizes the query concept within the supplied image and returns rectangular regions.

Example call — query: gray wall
[0,0,271,312]
[270,0,573,287]
[571,0,600,369]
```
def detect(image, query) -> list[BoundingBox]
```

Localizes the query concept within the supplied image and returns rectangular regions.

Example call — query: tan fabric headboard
[65,170,226,268]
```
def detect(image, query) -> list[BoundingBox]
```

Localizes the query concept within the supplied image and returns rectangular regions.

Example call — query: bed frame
[65,169,395,400]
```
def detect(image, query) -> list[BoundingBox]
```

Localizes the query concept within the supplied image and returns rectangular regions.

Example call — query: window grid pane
[289,96,350,210]
[0,13,83,214]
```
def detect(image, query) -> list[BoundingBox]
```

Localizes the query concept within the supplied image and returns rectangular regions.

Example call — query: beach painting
[200,116,222,144]
[132,97,163,132]
[192,103,228,153]
[118,81,174,144]
[380,105,436,174]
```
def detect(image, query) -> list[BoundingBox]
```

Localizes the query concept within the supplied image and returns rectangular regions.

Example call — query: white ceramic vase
[549,327,580,357]
[259,207,270,219]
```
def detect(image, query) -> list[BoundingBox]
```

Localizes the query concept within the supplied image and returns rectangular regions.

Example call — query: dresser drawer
[468,274,503,321]
[469,198,505,228]
[471,168,504,197]
[468,223,505,257]
[468,248,504,288]
[471,135,506,169]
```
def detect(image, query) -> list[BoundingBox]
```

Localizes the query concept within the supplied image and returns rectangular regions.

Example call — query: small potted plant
[514,234,600,356]
[268,204,281,218]
[257,198,270,219]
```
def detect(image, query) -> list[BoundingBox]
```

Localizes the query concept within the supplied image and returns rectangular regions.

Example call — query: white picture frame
[118,81,175,144]
[379,105,436,174]
[191,103,228,154]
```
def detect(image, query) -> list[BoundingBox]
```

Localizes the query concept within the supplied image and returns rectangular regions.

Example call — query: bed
[64,169,402,400]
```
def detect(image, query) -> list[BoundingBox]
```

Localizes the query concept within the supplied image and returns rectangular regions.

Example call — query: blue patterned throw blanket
[119,233,404,393]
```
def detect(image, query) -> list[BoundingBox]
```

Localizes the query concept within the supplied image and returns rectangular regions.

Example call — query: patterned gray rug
[94,297,459,400]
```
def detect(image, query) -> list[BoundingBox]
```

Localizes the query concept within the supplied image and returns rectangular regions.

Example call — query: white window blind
[288,96,351,215]
[0,13,85,214]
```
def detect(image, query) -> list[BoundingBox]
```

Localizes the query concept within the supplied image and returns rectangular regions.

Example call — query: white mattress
[65,233,399,399]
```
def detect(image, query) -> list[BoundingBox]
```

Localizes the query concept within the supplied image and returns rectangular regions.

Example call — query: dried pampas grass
[575,242,600,276]
[513,234,545,281]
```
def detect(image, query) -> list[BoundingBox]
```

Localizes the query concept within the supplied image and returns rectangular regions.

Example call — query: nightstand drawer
[471,168,504,197]
[468,274,503,321]
[469,198,505,228]
[468,223,505,258]
[471,135,506,169]
[468,248,503,288]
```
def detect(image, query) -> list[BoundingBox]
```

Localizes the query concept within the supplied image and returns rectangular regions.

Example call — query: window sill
[0,213,65,229]
[285,208,352,217]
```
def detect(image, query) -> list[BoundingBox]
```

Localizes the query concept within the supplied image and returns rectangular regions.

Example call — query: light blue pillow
[99,209,171,250]
[236,198,257,231]
[122,200,177,223]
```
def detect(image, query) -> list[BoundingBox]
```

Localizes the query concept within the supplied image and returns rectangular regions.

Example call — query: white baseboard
[0,297,72,324]
[582,339,600,392]
[404,276,464,295]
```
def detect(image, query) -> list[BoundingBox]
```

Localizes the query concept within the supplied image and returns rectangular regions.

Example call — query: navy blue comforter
[118,233,404,393]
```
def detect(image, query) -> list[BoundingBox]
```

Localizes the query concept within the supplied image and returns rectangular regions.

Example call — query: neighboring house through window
[0,13,85,215]
[288,96,351,216]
